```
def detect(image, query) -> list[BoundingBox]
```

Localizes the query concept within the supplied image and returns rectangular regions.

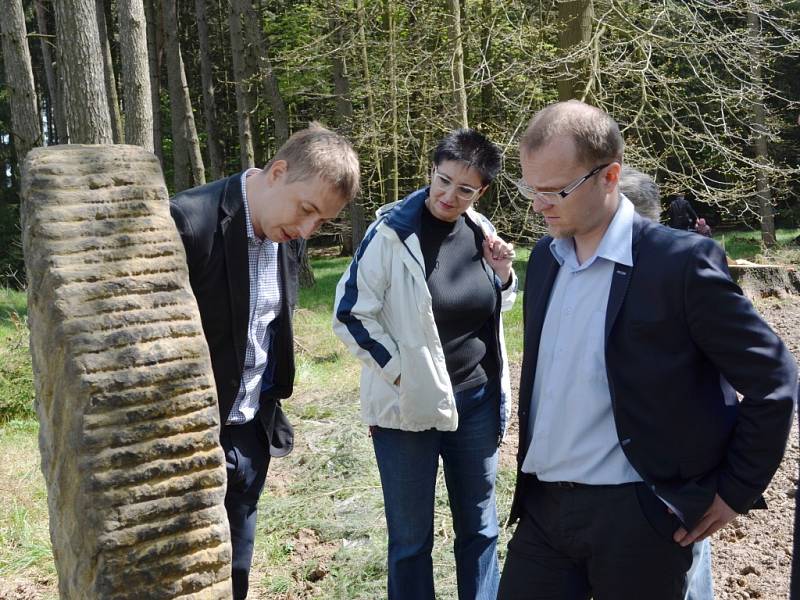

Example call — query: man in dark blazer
[170,124,360,599]
[498,101,797,600]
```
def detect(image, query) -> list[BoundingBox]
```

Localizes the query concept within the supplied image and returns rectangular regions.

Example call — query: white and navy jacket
[333,187,517,438]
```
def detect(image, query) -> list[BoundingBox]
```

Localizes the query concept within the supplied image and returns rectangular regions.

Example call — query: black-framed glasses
[515,163,611,205]
[432,167,485,203]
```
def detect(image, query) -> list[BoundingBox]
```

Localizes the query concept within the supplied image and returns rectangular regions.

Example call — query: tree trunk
[1,0,42,161]
[330,8,365,254]
[53,0,113,144]
[747,9,776,248]
[385,0,399,203]
[163,0,205,190]
[228,5,255,169]
[34,0,68,144]
[298,243,316,288]
[557,0,594,103]
[96,0,124,143]
[117,0,153,151]
[144,0,163,163]
[356,0,384,203]
[479,0,493,126]
[195,0,224,179]
[447,0,468,128]
[240,0,289,151]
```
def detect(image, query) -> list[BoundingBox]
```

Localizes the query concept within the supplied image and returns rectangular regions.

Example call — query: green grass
[715,228,800,262]
[0,288,34,423]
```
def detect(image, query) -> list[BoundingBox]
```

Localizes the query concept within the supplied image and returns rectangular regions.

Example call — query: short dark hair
[432,128,501,185]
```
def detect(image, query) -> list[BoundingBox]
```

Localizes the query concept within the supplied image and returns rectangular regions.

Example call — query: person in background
[668,192,698,230]
[170,124,360,599]
[499,100,796,600]
[695,217,712,238]
[333,128,517,600]
[619,165,715,600]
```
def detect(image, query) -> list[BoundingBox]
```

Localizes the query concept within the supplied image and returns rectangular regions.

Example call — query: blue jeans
[684,539,714,600]
[372,377,501,600]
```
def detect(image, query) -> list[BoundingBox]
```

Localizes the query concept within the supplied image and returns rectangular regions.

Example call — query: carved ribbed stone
[21,145,232,599]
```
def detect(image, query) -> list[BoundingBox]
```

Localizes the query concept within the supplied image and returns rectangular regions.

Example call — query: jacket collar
[381,186,490,241]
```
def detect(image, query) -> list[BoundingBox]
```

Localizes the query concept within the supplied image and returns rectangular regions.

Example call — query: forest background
[1,0,800,288]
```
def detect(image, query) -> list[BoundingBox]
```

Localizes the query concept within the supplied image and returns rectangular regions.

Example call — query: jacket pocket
[397,344,453,426]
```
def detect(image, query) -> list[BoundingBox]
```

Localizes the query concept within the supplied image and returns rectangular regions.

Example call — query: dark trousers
[220,417,271,600]
[499,475,693,600]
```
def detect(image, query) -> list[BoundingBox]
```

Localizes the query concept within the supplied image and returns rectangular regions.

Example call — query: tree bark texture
[447,0,469,128]
[144,0,163,163]
[228,5,255,169]
[1,0,42,161]
[329,9,365,254]
[34,0,68,144]
[557,0,594,103]
[163,0,206,191]
[96,0,124,143]
[195,0,224,179]
[385,0,399,203]
[356,0,384,203]
[239,0,289,152]
[117,0,154,152]
[747,9,776,248]
[53,0,113,144]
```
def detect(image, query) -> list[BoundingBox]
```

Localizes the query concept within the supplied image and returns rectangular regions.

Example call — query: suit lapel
[604,215,645,340]
[221,173,250,369]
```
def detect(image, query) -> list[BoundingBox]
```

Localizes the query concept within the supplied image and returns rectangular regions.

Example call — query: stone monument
[21,145,232,599]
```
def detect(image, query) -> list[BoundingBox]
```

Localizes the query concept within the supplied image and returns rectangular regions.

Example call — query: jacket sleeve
[684,238,797,514]
[332,225,401,386]
[169,200,198,277]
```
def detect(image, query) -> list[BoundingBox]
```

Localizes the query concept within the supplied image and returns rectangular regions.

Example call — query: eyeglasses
[432,167,485,203]
[514,163,611,205]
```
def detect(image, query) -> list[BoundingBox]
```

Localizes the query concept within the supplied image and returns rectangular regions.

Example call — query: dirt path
[500,296,799,599]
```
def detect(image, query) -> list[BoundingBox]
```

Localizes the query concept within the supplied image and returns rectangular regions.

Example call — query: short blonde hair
[268,122,360,202]
[520,100,624,167]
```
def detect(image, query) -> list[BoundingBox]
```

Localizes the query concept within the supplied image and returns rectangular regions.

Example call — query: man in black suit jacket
[170,124,360,599]
[498,101,796,600]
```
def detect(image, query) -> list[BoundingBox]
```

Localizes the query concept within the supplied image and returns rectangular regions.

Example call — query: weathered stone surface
[21,145,232,599]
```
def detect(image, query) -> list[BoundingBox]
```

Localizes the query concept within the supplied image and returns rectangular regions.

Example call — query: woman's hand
[482,235,515,286]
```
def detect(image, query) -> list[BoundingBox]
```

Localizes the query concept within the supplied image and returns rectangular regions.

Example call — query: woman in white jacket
[333,129,517,600]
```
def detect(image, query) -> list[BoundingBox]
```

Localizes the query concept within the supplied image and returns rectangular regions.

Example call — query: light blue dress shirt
[522,195,642,484]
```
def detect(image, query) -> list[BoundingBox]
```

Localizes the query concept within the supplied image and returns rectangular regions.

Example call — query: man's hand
[672,493,738,547]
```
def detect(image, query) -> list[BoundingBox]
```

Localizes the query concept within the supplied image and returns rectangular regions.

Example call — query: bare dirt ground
[501,295,799,600]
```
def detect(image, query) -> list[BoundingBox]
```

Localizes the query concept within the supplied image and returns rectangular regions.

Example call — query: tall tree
[329,7,365,253]
[385,0,399,203]
[117,0,153,151]
[1,0,42,161]
[195,0,224,178]
[143,0,163,163]
[96,0,124,143]
[33,0,68,144]
[228,4,255,169]
[239,0,289,151]
[447,0,469,128]
[557,0,594,102]
[356,0,384,203]
[747,8,777,248]
[53,0,112,144]
[162,0,205,190]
